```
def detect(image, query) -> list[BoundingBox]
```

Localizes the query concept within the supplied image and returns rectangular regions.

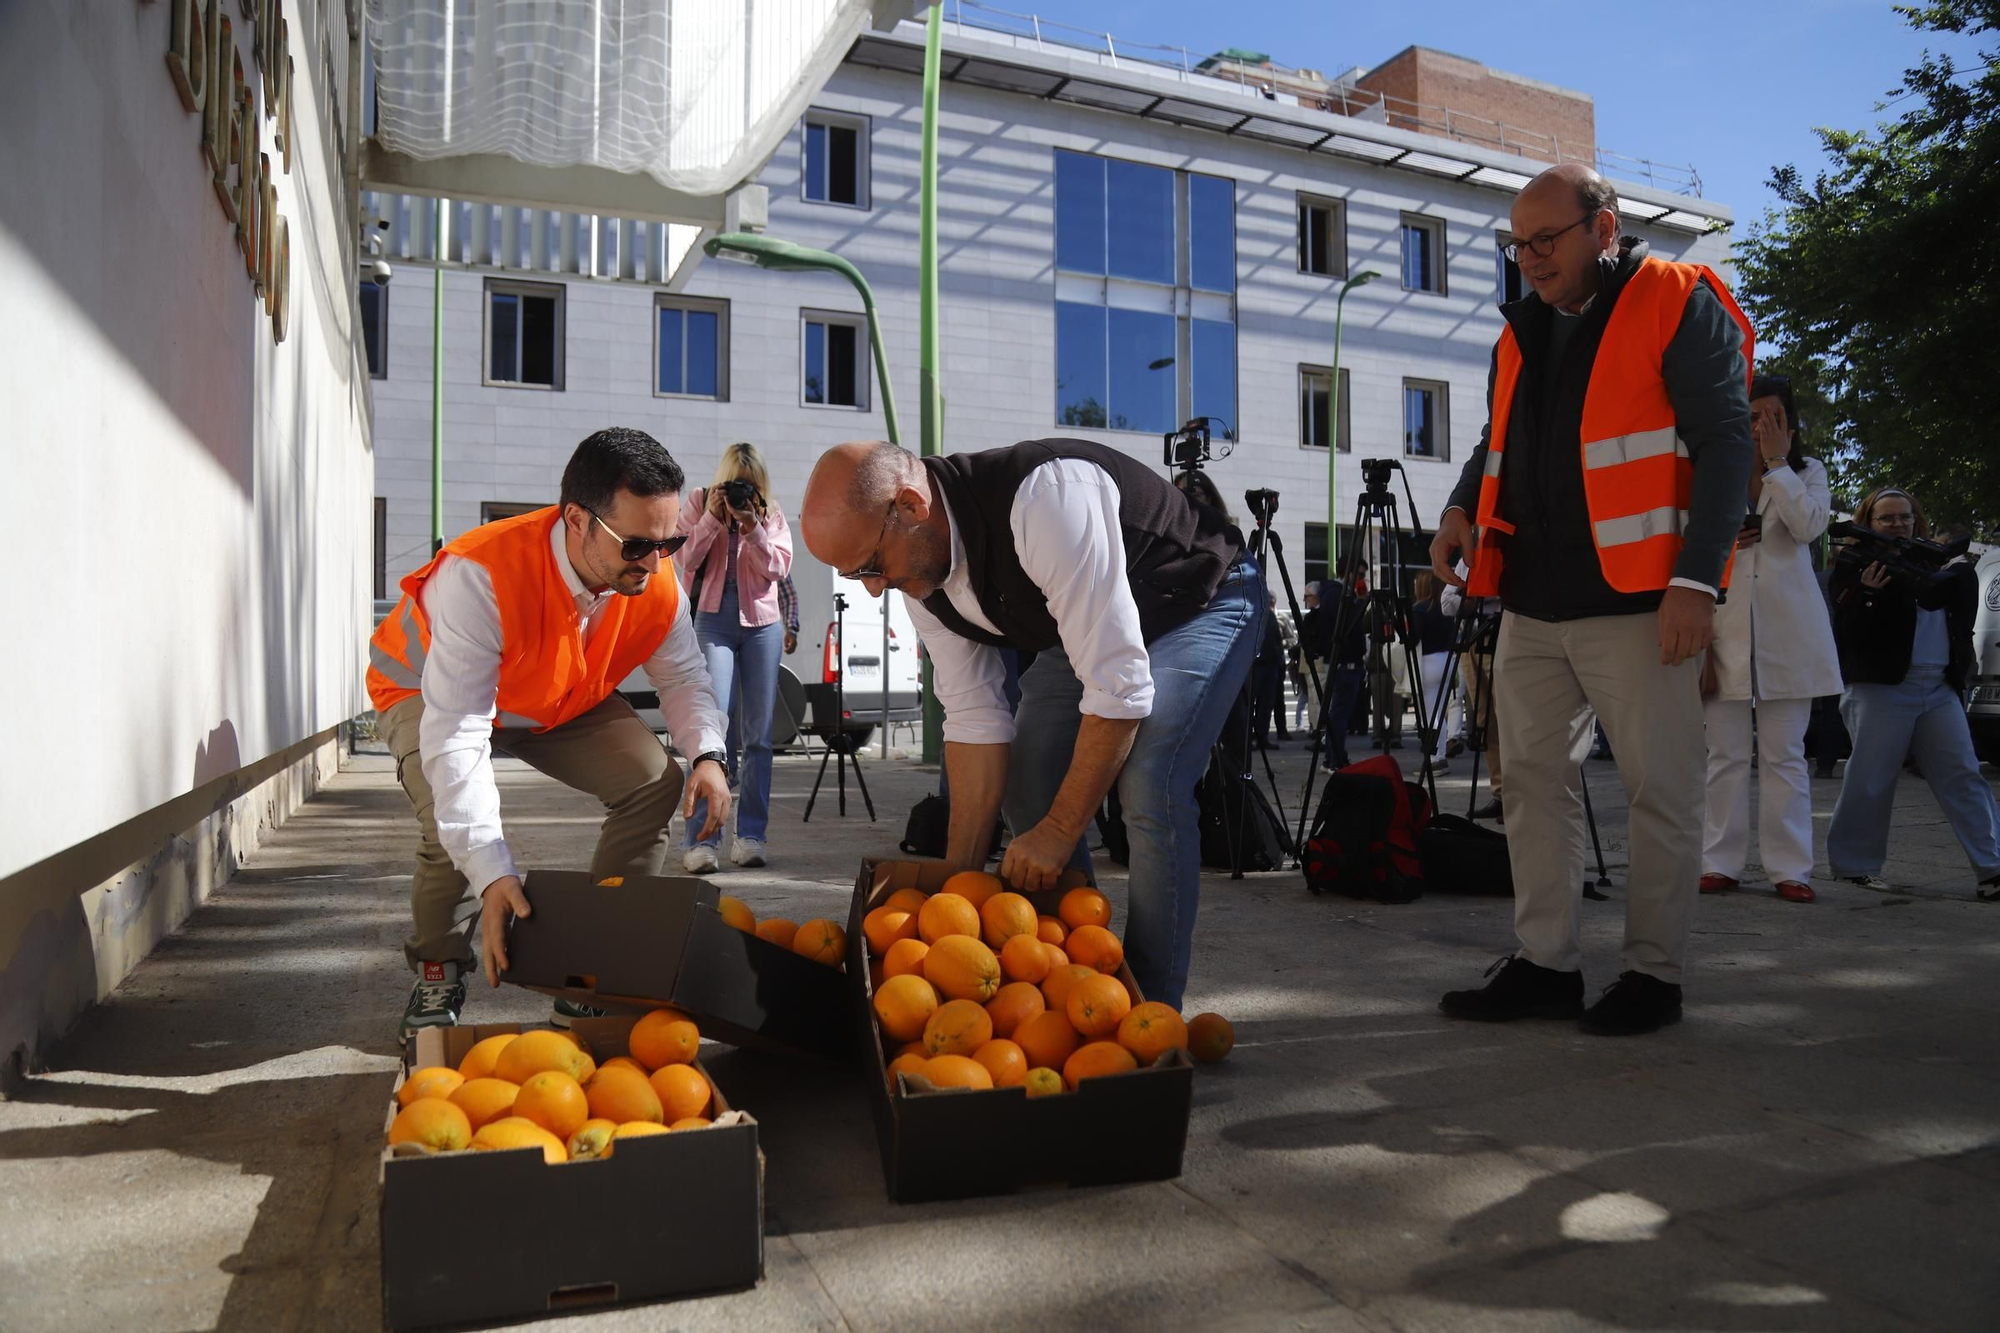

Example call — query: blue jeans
[1828,670,2000,880]
[1003,560,1260,1010]
[1321,666,1365,768]
[688,585,782,847]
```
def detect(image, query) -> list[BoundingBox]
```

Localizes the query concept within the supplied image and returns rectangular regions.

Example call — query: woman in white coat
[1701,376,1844,903]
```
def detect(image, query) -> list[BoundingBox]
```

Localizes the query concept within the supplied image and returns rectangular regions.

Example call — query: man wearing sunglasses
[368,427,730,1037]
[1428,163,1757,1036]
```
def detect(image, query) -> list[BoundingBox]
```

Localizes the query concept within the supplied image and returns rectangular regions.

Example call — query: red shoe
[1775,880,1817,903]
[1698,874,1738,895]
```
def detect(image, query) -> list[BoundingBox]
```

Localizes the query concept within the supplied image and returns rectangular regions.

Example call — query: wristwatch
[692,750,729,773]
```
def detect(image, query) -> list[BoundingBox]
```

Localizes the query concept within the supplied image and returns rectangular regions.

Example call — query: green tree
[1735,1,2000,530]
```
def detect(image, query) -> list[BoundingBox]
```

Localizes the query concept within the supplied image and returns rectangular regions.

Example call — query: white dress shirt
[903,458,1154,746]
[417,518,726,894]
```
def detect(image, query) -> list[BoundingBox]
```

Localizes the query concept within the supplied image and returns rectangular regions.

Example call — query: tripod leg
[803,744,835,823]
[850,747,878,820]
[1581,764,1612,899]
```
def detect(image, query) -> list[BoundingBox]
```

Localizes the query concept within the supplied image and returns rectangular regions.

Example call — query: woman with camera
[1826,486,2000,900]
[675,441,793,872]
[1699,377,1842,903]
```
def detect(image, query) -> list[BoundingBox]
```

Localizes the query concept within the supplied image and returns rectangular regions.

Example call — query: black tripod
[803,593,876,823]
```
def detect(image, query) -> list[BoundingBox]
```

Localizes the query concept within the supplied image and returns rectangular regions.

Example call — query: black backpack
[1196,763,1291,872]
[1416,813,1514,896]
[1303,754,1432,903]
[900,792,950,858]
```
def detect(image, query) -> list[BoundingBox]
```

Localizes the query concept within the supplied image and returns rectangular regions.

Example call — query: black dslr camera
[1829,519,1969,589]
[721,478,762,511]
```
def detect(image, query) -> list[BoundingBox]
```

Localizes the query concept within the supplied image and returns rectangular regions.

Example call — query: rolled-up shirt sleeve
[1014,462,1153,722]
[641,593,728,761]
[904,594,1015,744]
[415,556,518,895]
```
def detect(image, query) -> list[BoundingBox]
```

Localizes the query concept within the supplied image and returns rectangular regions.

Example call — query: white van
[821,575,922,724]
[1966,548,2000,762]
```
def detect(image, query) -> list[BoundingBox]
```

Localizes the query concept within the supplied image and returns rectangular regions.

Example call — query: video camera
[1829,519,1969,588]
[1244,488,1279,524]
[1360,457,1400,494]
[1164,418,1213,471]
[721,478,763,511]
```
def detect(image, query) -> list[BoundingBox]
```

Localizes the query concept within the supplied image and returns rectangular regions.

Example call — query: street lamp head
[1147,356,1176,370]
[703,231,840,274]
[1342,270,1382,296]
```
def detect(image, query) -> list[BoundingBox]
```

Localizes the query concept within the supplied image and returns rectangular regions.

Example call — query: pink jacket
[676,487,794,628]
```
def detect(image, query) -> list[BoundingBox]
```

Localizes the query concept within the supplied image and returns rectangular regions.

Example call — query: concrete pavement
[1,737,1996,1331]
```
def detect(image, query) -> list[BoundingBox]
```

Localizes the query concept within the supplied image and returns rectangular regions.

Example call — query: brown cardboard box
[380,1017,762,1330]
[499,869,852,1060]
[847,859,1194,1203]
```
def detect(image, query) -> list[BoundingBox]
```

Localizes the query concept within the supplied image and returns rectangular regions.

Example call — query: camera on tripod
[721,478,763,511]
[1164,418,1213,471]
[1244,488,1279,524]
[1360,457,1400,495]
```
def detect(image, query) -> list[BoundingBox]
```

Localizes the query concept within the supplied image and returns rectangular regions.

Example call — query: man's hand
[1000,818,1077,894]
[1657,585,1715,666]
[1430,508,1474,588]
[684,758,732,840]
[783,630,798,655]
[478,875,531,987]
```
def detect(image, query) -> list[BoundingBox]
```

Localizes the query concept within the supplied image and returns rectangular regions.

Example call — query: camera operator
[1825,487,2000,900]
[676,441,793,872]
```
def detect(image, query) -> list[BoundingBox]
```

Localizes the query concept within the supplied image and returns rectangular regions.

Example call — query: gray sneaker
[1842,874,1893,893]
[552,996,606,1028]
[401,960,466,1040]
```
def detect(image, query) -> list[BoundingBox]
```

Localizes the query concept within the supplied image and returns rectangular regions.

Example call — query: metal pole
[919,3,946,763]
[431,196,446,553]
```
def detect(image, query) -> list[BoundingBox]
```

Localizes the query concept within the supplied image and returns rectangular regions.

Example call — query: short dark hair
[1576,173,1620,221]
[559,427,684,516]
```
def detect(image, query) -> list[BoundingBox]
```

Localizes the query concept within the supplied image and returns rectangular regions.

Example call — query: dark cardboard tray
[499,869,852,1061]
[380,1017,763,1331]
[847,859,1195,1203]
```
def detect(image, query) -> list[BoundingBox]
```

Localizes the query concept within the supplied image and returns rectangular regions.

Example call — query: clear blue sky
[1030,0,1988,228]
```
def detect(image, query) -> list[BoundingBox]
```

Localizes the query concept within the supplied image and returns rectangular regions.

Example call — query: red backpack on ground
[1303,753,1432,903]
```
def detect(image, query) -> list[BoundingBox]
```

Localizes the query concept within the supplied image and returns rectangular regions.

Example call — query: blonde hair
[710,441,772,502]
[1412,571,1440,604]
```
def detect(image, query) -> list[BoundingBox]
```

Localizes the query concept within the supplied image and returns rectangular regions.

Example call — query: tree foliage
[1735,1,2000,529]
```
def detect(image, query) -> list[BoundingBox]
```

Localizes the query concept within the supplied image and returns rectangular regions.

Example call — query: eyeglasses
[1872,513,1917,528]
[836,500,897,582]
[1503,212,1598,263]
[591,510,687,562]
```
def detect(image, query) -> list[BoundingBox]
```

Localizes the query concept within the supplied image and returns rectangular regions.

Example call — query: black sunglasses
[591,510,686,562]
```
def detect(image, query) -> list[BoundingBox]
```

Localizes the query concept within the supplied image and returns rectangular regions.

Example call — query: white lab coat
[1708,457,1844,702]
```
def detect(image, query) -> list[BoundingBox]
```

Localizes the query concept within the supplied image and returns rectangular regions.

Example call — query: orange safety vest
[365,507,679,731]
[1465,257,1755,599]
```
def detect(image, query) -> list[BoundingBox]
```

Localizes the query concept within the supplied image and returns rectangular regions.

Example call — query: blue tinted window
[657,308,684,394]
[686,310,718,397]
[1402,220,1439,292]
[805,122,828,202]
[1191,319,1235,437]
[1055,150,1106,276]
[1107,159,1174,285]
[1108,308,1176,435]
[1189,173,1235,293]
[489,292,518,381]
[1405,385,1437,456]
[804,320,825,403]
[1054,302,1108,428]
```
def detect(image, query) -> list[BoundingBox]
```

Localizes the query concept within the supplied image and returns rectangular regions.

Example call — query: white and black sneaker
[551,996,606,1028]
[1842,874,1894,893]
[401,960,466,1040]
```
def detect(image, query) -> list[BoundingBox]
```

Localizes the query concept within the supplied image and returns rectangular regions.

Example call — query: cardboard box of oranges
[380,1016,762,1331]
[846,859,1196,1203]
[498,869,852,1060]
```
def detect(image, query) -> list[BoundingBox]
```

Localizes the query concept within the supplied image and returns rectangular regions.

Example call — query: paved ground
[2,733,1997,1332]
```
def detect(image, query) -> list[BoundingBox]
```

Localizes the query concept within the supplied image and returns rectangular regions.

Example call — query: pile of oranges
[385,1011,725,1163]
[862,872,1233,1096]
[713,894,847,968]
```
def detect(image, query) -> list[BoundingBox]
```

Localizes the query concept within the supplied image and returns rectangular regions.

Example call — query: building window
[1403,378,1450,461]
[1053,150,1237,436]
[1304,522,1329,589]
[1297,194,1346,278]
[656,297,728,399]
[1496,236,1527,305]
[359,282,388,379]
[485,278,564,389]
[481,501,546,525]
[373,497,387,600]
[802,312,867,409]
[1299,365,1352,452]
[803,110,869,208]
[1400,214,1446,295]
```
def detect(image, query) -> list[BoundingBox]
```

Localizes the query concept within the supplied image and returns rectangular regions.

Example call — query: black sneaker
[1470,799,1503,821]
[1579,971,1682,1036]
[551,996,606,1028]
[1440,955,1585,1022]
[401,960,466,1040]
[1977,875,2000,903]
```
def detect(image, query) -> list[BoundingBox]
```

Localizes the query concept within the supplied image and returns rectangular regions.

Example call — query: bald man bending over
[801,439,1259,1010]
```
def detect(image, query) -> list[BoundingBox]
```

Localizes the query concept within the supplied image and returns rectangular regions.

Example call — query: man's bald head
[1510,164,1621,313]
[1518,163,1619,225]
[800,441,911,564]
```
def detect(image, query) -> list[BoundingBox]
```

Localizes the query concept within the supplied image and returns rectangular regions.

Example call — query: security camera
[371,258,392,286]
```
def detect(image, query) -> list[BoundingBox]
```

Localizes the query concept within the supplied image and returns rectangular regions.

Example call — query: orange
[883,887,932,917]
[972,1038,1027,1088]
[940,870,1004,909]
[449,1077,521,1132]
[1041,962,1096,1014]
[398,1066,465,1109]
[456,1033,518,1080]
[887,1051,930,1090]
[1014,1009,1080,1071]
[1042,941,1072,976]
[1117,1002,1190,1065]
[595,876,625,887]
[1063,1040,1139,1089]
[920,1054,994,1090]
[599,1056,648,1077]
[999,933,1052,985]
[792,918,848,967]
[979,892,1039,949]
[566,1118,618,1160]
[881,937,930,980]
[984,981,1045,1039]
[1036,915,1068,946]
[650,1063,713,1121]
[1067,973,1132,1039]
[755,917,800,950]
[495,1029,596,1086]
[388,1097,472,1151]
[1065,924,1125,975]
[668,1116,713,1131]
[923,998,993,1057]
[1188,1012,1235,1063]
[1023,1066,1064,1098]
[514,1071,590,1142]
[614,1120,672,1139]
[923,934,1003,1003]
[863,905,918,956]
[917,892,980,944]
[586,1064,664,1124]
[628,1011,700,1071]
[471,1116,567,1163]
[716,895,756,932]
[873,973,940,1042]
[896,1040,928,1060]
[1058,886,1112,931]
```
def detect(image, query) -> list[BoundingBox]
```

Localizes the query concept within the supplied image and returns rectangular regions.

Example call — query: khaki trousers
[1459,651,1503,797]
[381,693,685,973]
[1494,610,1703,983]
